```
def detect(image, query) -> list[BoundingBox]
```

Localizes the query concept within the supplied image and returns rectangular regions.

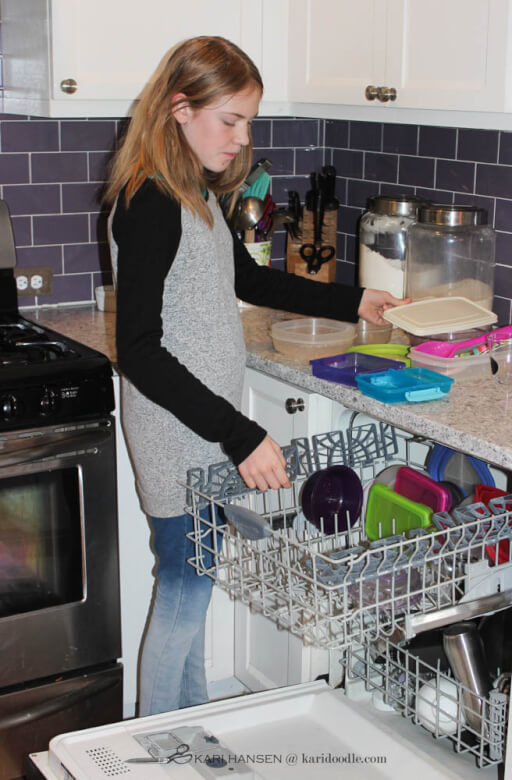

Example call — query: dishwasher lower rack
[345,639,509,769]
[186,424,512,650]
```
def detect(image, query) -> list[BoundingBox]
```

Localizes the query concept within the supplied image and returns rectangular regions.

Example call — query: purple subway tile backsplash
[1,120,59,152]
[0,110,510,319]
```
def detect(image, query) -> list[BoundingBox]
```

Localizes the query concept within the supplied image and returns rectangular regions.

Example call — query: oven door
[0,417,121,688]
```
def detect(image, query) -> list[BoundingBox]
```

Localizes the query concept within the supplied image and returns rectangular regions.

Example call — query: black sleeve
[232,228,364,319]
[114,181,266,465]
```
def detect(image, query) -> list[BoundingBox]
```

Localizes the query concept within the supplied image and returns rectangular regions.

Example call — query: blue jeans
[139,508,217,716]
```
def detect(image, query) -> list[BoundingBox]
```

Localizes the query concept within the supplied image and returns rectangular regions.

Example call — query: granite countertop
[29,303,512,471]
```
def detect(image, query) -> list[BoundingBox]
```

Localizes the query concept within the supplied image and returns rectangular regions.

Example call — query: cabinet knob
[285,397,305,414]
[377,86,397,102]
[365,85,379,101]
[60,78,78,94]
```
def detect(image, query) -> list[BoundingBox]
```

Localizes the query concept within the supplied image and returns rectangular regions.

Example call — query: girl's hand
[358,288,411,325]
[238,435,291,492]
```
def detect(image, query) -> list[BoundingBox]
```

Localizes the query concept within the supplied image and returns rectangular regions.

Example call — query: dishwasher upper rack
[186,425,512,650]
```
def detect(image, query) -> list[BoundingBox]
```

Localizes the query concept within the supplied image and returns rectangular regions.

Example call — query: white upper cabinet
[1,0,267,117]
[289,0,512,118]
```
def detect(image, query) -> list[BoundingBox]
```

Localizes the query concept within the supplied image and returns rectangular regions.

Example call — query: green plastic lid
[348,344,411,367]
[365,483,432,540]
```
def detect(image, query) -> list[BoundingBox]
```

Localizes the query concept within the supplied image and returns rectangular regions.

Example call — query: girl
[105,35,405,716]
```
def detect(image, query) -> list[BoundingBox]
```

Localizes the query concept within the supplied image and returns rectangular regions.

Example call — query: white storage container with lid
[405,204,495,309]
[358,195,425,298]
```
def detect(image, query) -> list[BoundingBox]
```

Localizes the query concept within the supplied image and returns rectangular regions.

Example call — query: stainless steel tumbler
[443,621,490,734]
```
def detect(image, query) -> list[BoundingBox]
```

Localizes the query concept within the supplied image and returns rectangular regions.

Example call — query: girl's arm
[232,229,363,320]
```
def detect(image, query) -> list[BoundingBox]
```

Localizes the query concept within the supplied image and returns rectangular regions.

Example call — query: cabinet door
[288,0,511,113]
[385,0,510,112]
[51,0,259,102]
[242,367,333,446]
[237,368,331,692]
[288,0,388,104]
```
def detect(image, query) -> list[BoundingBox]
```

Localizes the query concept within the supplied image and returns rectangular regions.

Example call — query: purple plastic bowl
[301,465,363,535]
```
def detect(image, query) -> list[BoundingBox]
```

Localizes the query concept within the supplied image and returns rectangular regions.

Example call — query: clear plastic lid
[383,297,497,336]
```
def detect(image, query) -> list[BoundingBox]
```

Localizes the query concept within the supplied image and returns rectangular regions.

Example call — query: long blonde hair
[104,36,263,224]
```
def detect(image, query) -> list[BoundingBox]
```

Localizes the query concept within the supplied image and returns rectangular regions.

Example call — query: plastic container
[355,318,393,345]
[409,347,493,381]
[310,352,406,386]
[95,285,116,312]
[355,367,454,403]
[271,318,356,360]
[405,204,495,310]
[359,195,425,298]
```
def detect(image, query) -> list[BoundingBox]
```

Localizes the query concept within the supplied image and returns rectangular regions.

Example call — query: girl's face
[173,85,261,172]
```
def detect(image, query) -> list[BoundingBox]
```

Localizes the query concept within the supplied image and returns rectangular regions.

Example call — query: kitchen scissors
[299,242,335,273]
[125,741,192,765]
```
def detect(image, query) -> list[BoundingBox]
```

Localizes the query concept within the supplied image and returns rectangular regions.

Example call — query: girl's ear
[171,93,192,125]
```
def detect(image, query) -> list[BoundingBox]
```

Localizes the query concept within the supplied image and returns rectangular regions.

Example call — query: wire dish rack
[186,423,512,651]
[345,639,508,769]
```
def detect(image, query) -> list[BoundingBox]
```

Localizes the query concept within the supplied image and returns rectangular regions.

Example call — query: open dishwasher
[38,422,512,779]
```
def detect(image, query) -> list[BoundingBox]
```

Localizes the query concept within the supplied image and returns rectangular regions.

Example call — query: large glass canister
[405,205,495,309]
[359,195,424,298]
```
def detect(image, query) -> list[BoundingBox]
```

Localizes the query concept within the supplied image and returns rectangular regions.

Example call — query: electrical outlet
[14,267,53,296]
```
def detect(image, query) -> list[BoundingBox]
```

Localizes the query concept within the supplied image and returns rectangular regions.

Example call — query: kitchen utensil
[415,678,462,735]
[355,318,393,345]
[223,504,272,540]
[365,483,433,540]
[488,331,512,384]
[414,325,512,357]
[233,196,264,231]
[320,165,339,210]
[395,466,451,512]
[383,297,497,336]
[271,318,356,360]
[239,158,272,196]
[299,189,335,274]
[265,210,295,239]
[243,171,270,201]
[355,367,454,404]
[443,621,491,733]
[309,352,406,387]
[301,465,363,535]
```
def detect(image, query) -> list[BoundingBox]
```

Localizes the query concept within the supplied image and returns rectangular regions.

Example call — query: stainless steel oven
[0,418,120,688]
[0,199,122,779]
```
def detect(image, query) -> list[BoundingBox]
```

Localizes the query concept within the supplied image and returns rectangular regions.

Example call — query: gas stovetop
[0,313,114,431]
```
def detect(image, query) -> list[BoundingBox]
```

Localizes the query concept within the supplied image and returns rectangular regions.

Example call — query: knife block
[286,207,338,283]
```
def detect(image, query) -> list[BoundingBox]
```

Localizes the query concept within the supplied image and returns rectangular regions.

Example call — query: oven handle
[0,672,121,731]
[0,424,112,467]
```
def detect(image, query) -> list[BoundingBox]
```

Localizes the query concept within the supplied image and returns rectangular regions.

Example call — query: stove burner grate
[0,340,78,366]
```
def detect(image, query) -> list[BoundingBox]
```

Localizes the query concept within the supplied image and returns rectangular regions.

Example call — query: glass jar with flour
[358,195,424,298]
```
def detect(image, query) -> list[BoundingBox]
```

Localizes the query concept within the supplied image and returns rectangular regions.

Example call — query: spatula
[413,324,512,358]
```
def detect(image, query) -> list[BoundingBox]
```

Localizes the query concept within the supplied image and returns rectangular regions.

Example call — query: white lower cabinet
[235,368,339,692]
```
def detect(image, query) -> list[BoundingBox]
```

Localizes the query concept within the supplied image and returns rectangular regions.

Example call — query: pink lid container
[395,465,451,512]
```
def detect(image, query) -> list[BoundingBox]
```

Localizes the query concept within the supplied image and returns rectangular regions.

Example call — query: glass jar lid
[367,195,425,217]
[418,204,488,227]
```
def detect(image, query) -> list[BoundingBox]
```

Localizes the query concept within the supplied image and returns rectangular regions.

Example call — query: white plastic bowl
[271,318,356,360]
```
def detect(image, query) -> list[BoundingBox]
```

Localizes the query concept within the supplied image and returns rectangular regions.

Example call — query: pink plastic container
[395,466,451,512]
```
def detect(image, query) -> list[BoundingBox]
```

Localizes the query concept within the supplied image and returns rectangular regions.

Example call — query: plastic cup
[487,331,512,385]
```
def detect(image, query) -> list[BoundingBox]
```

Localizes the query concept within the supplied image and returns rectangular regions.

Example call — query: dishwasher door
[44,681,501,780]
